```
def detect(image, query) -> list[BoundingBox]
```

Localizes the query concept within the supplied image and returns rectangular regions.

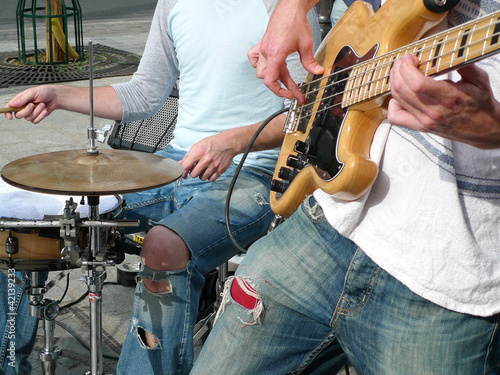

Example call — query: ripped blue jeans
[193,197,500,374]
[116,147,275,375]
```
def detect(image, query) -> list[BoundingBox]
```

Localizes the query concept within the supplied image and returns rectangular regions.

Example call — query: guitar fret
[457,28,469,59]
[360,61,376,101]
[371,59,386,97]
[421,39,433,74]
[472,21,479,61]
[343,69,355,106]
[371,63,381,97]
[437,30,458,72]
[431,38,444,68]
[336,11,500,109]
[491,16,500,45]
[352,65,364,104]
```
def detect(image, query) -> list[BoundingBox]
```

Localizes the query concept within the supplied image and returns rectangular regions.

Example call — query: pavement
[0,5,356,375]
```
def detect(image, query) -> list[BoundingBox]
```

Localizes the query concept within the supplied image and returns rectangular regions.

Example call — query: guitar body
[270,0,448,217]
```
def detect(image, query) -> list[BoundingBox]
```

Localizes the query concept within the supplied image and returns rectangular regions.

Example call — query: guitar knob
[278,166,297,181]
[286,155,307,170]
[270,179,289,194]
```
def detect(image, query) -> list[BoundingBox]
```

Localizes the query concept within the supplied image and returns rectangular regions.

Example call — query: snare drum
[0,179,120,271]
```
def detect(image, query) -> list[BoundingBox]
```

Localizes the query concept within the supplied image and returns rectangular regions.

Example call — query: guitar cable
[225,107,289,253]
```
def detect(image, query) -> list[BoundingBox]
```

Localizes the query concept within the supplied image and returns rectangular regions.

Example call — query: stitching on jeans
[484,314,500,374]
[329,248,381,328]
[292,331,338,374]
[340,267,381,316]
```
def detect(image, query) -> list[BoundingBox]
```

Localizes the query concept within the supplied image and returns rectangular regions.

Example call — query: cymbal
[1,149,184,196]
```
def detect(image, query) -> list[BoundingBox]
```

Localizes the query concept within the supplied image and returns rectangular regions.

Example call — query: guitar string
[313,28,499,118]
[297,20,499,118]
[297,11,500,100]
[290,15,500,124]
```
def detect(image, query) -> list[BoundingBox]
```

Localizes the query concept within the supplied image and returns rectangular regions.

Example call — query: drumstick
[0,106,26,114]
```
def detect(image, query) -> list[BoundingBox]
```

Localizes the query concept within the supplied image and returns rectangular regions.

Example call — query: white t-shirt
[316,0,500,316]
[113,0,320,174]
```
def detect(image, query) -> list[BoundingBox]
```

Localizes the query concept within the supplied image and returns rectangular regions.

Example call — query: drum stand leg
[81,196,111,375]
[27,271,62,375]
[83,267,105,375]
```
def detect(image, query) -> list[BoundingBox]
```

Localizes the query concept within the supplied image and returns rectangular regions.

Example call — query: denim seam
[191,209,273,263]
[329,248,381,327]
[484,314,500,374]
[294,249,374,374]
[124,195,175,211]
[292,331,338,374]
[339,265,381,317]
[175,262,193,375]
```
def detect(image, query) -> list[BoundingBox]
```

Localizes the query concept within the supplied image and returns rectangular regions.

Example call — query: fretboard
[342,10,500,107]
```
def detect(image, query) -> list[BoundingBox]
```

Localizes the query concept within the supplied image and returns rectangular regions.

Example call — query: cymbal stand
[86,40,98,156]
[79,195,138,375]
[81,39,106,375]
[26,271,65,375]
[81,195,112,375]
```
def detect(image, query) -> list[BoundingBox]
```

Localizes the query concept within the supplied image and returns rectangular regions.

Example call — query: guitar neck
[342,10,500,107]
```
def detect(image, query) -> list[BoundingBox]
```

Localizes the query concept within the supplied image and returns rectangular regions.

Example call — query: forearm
[179,114,287,181]
[54,85,123,121]
[224,114,286,155]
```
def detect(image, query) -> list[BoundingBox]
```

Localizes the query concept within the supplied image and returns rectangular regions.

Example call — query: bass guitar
[270,0,500,217]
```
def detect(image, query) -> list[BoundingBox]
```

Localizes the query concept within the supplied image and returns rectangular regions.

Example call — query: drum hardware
[60,197,82,256]
[22,270,73,375]
[95,124,112,144]
[87,40,99,157]
[193,262,229,344]
[5,230,19,255]
[80,194,113,375]
[0,38,183,375]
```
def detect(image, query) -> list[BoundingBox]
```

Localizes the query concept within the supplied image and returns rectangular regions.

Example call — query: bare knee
[142,225,190,270]
[141,225,190,294]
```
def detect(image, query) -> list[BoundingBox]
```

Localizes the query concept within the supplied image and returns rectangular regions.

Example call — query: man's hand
[388,54,500,149]
[179,132,239,182]
[4,86,59,124]
[252,0,324,103]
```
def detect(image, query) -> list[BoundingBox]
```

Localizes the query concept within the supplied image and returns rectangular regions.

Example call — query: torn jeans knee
[128,263,190,351]
[139,263,174,295]
[216,276,264,326]
[118,260,205,374]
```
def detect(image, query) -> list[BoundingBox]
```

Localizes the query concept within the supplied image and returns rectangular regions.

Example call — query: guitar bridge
[283,99,299,134]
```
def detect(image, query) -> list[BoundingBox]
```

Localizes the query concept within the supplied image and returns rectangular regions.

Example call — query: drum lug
[5,232,18,255]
